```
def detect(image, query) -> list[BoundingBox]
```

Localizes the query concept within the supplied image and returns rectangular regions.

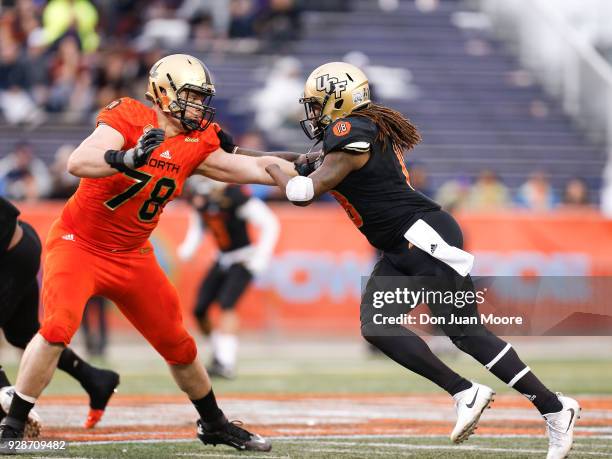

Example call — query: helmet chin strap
[306,138,322,155]
[313,82,337,138]
[181,118,200,132]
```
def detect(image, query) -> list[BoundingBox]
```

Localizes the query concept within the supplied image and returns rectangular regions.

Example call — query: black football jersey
[0,197,20,255]
[322,116,440,251]
[196,185,251,252]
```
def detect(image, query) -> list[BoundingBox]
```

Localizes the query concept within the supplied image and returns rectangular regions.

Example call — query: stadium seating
[0,0,605,199]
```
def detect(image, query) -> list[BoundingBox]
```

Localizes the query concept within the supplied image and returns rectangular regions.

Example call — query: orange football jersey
[61,97,220,251]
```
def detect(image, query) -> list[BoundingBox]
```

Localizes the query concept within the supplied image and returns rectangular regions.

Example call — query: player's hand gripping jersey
[322,116,440,251]
[61,97,221,251]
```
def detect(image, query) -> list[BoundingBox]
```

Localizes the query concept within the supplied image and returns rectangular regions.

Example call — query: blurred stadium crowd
[0,0,601,211]
[0,0,312,124]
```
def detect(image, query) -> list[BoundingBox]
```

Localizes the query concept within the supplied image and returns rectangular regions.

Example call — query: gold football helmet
[145,54,216,132]
[300,62,371,140]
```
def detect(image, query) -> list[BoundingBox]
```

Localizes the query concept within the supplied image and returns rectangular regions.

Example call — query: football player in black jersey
[178,178,279,379]
[0,197,119,433]
[257,62,578,459]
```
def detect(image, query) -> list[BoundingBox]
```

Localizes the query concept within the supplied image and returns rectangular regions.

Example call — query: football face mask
[299,98,325,140]
[172,85,215,132]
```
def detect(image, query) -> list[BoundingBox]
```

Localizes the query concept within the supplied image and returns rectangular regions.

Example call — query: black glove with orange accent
[105,128,165,171]
[216,128,237,154]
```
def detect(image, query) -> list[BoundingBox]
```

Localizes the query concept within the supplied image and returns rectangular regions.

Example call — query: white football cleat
[450,382,495,444]
[544,394,580,459]
[0,386,42,439]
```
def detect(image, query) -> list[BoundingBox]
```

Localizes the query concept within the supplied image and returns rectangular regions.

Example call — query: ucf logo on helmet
[316,74,348,98]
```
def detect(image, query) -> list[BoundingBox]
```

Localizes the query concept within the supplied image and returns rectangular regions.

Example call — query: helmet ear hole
[334,99,344,109]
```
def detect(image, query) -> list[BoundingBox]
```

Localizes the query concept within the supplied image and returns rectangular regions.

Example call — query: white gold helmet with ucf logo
[145,54,216,132]
[300,62,371,140]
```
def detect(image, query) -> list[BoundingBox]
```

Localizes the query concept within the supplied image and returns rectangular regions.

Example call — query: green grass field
[12,435,609,459]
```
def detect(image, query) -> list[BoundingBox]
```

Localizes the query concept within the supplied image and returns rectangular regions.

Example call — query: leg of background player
[194,261,225,335]
[210,263,253,379]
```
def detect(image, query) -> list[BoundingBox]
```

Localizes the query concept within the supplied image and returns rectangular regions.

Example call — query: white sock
[15,390,37,404]
[211,333,238,368]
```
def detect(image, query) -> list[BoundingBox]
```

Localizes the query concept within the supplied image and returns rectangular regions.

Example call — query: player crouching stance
[262,62,580,459]
[0,54,297,453]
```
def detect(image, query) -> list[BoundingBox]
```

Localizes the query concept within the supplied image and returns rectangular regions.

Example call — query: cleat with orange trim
[81,369,119,429]
[84,409,105,429]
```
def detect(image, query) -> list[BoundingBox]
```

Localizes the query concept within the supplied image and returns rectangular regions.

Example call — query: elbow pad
[286,176,314,202]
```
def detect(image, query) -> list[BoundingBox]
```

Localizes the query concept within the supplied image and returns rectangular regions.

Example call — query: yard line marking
[175,454,289,459]
[275,440,612,456]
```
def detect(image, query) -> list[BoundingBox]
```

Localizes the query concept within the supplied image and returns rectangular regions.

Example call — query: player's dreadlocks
[352,103,421,152]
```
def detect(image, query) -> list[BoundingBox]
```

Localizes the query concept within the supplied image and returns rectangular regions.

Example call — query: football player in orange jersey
[0,54,297,452]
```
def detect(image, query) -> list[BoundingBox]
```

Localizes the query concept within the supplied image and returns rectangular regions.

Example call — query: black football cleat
[197,415,271,452]
[82,369,120,429]
[0,417,24,455]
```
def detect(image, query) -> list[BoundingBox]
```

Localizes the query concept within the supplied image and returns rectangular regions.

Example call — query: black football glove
[105,128,165,170]
[294,151,324,176]
[216,128,236,153]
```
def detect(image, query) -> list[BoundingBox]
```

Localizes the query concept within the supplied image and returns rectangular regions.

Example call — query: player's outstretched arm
[216,128,303,161]
[194,148,297,185]
[67,125,164,178]
[266,150,368,207]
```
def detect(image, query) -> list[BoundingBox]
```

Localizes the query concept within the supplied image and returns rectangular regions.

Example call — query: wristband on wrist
[104,149,129,171]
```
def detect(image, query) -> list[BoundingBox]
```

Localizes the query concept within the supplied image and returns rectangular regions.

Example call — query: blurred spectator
[343,51,418,101]
[0,141,51,201]
[561,177,591,209]
[435,176,471,213]
[229,0,256,38]
[47,35,86,112]
[92,49,138,110]
[188,12,217,52]
[42,0,99,53]
[177,0,230,36]
[251,56,303,132]
[255,0,301,51]
[137,0,190,49]
[49,144,79,199]
[0,35,46,125]
[464,169,511,211]
[516,172,558,210]
[24,29,52,107]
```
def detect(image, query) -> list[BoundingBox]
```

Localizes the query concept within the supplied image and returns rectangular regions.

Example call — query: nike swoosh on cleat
[566,408,575,432]
[466,388,480,409]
